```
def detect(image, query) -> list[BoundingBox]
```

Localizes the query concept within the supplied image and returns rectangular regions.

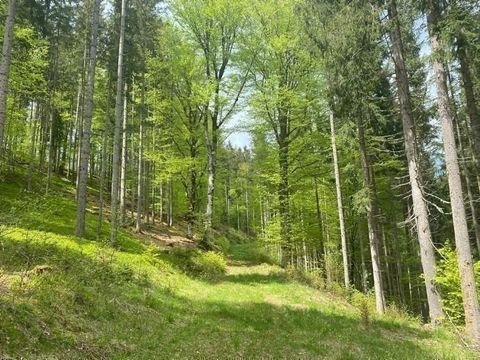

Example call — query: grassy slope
[0,173,476,359]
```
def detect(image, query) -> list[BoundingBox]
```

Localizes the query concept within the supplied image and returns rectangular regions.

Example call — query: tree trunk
[97,77,112,239]
[120,83,128,225]
[168,178,173,227]
[330,112,350,287]
[110,0,127,244]
[75,0,101,237]
[427,0,480,344]
[457,38,480,178]
[135,79,145,233]
[388,0,443,323]
[357,115,386,314]
[27,102,39,191]
[0,0,16,151]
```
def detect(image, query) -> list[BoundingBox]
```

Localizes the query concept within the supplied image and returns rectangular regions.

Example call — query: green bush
[190,251,227,280]
[285,266,325,289]
[436,244,480,324]
[212,235,230,253]
[249,246,277,265]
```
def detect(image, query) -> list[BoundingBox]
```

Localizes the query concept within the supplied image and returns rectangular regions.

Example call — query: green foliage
[170,248,227,281]
[230,242,278,266]
[190,251,227,280]
[212,235,231,253]
[349,290,376,324]
[436,244,480,324]
[285,266,325,290]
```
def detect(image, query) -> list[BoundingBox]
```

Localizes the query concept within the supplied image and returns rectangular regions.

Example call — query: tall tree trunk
[278,107,291,267]
[388,0,443,323]
[0,0,16,152]
[75,0,101,237]
[457,38,480,178]
[110,0,127,244]
[330,112,350,287]
[203,127,217,244]
[97,77,112,239]
[427,1,480,344]
[313,177,325,273]
[135,80,145,233]
[357,115,386,314]
[120,83,128,225]
[27,102,39,191]
[455,119,480,255]
[168,178,173,227]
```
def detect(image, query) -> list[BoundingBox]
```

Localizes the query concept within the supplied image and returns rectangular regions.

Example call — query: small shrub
[350,290,376,325]
[190,251,227,281]
[359,299,370,328]
[285,266,325,289]
[212,235,230,253]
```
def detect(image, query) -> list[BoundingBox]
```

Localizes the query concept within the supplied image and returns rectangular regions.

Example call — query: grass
[0,172,477,359]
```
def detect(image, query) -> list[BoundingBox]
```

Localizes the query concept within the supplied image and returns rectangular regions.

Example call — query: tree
[111,0,127,243]
[388,0,443,324]
[426,0,480,344]
[330,111,349,287]
[0,0,17,152]
[75,0,102,238]
[172,0,251,246]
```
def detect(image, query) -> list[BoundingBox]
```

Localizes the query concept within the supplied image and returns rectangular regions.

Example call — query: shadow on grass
[223,272,287,286]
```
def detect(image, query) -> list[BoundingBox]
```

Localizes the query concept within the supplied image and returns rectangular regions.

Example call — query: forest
[1,0,480,358]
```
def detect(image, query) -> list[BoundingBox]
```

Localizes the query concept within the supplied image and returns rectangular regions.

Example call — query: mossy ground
[0,172,476,359]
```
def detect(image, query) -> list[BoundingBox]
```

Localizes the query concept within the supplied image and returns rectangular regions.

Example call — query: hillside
[0,173,475,359]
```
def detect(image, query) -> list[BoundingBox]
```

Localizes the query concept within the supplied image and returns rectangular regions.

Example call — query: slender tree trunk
[97,77,112,239]
[168,178,173,227]
[159,180,163,223]
[45,112,54,194]
[357,115,386,314]
[330,112,350,287]
[313,177,326,274]
[427,1,480,344]
[75,0,101,237]
[120,83,128,225]
[453,100,480,256]
[0,0,16,152]
[457,39,480,177]
[278,134,291,267]
[110,0,127,244]
[389,0,443,323]
[203,129,217,243]
[135,80,145,233]
[27,102,38,191]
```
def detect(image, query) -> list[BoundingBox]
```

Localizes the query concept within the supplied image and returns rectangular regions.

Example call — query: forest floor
[0,171,477,359]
